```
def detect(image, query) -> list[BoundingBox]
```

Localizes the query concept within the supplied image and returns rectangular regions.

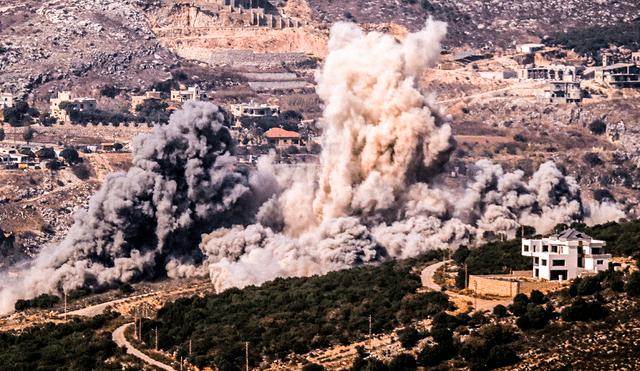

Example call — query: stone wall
[469,273,561,297]
[177,48,307,68]
[469,275,519,297]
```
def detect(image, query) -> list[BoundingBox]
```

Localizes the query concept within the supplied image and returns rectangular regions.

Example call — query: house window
[542,245,549,252]
[534,257,539,265]
[542,259,547,266]
[597,260,604,265]
[551,245,558,253]
[523,244,529,252]
[552,260,565,266]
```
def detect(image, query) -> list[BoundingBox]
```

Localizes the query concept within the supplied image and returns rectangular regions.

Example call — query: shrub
[452,245,470,264]
[625,271,640,296]
[516,304,549,330]
[388,353,417,371]
[569,277,582,297]
[577,276,602,296]
[529,290,546,304]
[493,304,508,318]
[396,327,424,349]
[119,283,134,295]
[15,299,30,311]
[60,148,81,164]
[589,120,607,135]
[583,152,604,166]
[31,293,60,309]
[560,298,608,321]
[417,340,457,367]
[593,189,616,203]
[302,363,324,371]
[485,344,519,369]
[513,134,527,142]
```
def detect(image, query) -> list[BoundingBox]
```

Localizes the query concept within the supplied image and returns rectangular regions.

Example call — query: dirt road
[113,323,176,371]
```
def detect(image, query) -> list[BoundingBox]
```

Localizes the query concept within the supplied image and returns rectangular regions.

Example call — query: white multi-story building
[522,229,611,281]
[170,87,207,103]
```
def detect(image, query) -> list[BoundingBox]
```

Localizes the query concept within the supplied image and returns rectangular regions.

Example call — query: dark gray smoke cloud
[0,101,274,310]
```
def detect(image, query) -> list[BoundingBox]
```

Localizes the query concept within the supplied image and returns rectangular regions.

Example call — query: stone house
[231,100,279,118]
[522,229,611,281]
[131,90,163,112]
[264,127,301,147]
[538,81,583,103]
[50,92,97,122]
[170,87,207,103]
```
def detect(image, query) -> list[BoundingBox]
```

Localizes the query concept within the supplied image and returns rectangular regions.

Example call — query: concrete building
[131,90,163,112]
[518,64,584,82]
[478,70,517,80]
[522,229,611,281]
[264,127,301,147]
[0,92,13,109]
[593,63,640,89]
[516,43,545,54]
[50,92,97,122]
[170,87,207,103]
[538,81,583,103]
[231,100,279,118]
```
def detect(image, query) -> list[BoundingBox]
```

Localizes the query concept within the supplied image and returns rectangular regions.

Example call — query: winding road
[113,323,176,371]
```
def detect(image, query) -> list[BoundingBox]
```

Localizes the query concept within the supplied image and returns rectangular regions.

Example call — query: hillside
[306,0,640,49]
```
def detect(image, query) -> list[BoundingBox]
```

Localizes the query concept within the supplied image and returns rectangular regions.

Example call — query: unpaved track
[113,323,176,371]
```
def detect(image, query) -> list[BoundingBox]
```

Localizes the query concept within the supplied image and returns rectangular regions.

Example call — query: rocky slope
[0,0,183,107]
[306,0,640,49]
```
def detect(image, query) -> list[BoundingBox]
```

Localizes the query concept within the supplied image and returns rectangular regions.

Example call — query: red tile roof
[264,127,301,138]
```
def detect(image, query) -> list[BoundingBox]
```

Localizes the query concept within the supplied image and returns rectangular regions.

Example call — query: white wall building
[522,229,611,281]
[170,87,207,103]
[0,92,13,109]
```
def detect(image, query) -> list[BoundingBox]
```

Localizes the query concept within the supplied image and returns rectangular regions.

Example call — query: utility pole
[190,338,192,355]
[246,342,249,371]
[64,293,67,319]
[155,327,158,351]
[465,264,469,289]
[369,315,372,338]
[134,307,137,340]
[474,281,477,309]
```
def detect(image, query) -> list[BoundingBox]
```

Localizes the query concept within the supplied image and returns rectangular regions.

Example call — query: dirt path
[113,323,176,371]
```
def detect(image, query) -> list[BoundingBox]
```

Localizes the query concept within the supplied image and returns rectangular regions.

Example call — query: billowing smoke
[0,20,624,313]
[0,102,274,311]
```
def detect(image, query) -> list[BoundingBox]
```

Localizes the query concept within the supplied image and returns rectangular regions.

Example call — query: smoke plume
[0,20,625,313]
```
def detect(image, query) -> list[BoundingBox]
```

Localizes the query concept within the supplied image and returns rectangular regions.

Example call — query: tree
[388,353,417,371]
[589,120,607,135]
[583,152,604,166]
[22,128,36,144]
[36,147,56,159]
[60,148,81,164]
[0,128,4,141]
